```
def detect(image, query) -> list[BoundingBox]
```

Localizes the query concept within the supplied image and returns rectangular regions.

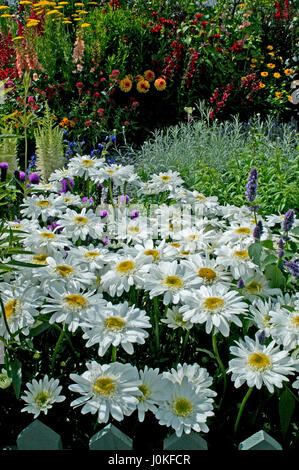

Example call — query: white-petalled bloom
[228,335,296,393]
[172,226,217,252]
[49,167,75,182]
[69,361,141,423]
[54,193,83,208]
[41,285,104,332]
[154,376,214,437]
[0,283,44,340]
[135,366,170,422]
[20,193,63,221]
[100,254,152,297]
[56,207,104,242]
[125,239,177,263]
[70,244,111,271]
[215,244,259,280]
[161,306,193,331]
[116,216,152,244]
[178,191,219,216]
[81,301,151,356]
[35,252,96,291]
[144,261,195,306]
[181,254,232,287]
[268,306,299,351]
[67,154,105,178]
[92,164,135,187]
[20,227,71,255]
[247,298,278,338]
[180,284,248,337]
[217,221,268,246]
[240,273,282,301]
[21,375,65,418]
[162,363,217,399]
[150,171,184,192]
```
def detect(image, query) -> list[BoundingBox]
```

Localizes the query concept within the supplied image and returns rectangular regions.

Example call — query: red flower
[84,120,92,126]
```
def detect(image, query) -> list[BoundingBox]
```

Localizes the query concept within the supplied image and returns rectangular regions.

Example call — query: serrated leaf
[279,389,295,438]
[248,242,262,265]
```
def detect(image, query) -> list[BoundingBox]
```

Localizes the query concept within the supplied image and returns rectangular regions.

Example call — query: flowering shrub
[0,153,298,449]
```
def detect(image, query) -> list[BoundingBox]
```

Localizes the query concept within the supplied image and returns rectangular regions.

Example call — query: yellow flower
[275,92,282,98]
[0,5,9,9]
[73,17,83,21]
[259,82,266,88]
[74,2,84,5]
[134,74,144,82]
[261,71,268,77]
[136,79,150,93]
[46,9,62,15]
[1,14,12,17]
[284,68,293,75]
[267,45,273,50]
[273,72,281,78]
[268,51,275,56]
[119,76,133,93]
[12,36,25,41]
[267,63,275,69]
[154,77,166,91]
[251,58,258,63]
[81,23,90,27]
[62,20,72,23]
[144,70,155,82]
[58,1,69,3]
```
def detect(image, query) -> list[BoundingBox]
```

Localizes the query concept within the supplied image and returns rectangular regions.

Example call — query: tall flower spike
[282,209,295,232]
[245,168,258,202]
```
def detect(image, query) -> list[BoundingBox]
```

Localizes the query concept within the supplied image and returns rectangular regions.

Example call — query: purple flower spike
[0,162,8,170]
[284,260,299,279]
[0,162,8,182]
[120,194,130,204]
[100,210,108,218]
[246,168,258,202]
[283,209,295,232]
[29,172,40,184]
[19,171,26,182]
[237,278,244,289]
[253,220,263,241]
[130,210,139,220]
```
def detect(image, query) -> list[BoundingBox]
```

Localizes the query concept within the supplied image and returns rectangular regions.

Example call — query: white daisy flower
[35,252,96,292]
[20,227,71,255]
[91,164,134,187]
[54,193,83,208]
[180,254,232,287]
[162,363,217,399]
[0,283,44,340]
[69,361,141,423]
[150,170,184,192]
[217,221,268,246]
[180,284,248,337]
[81,301,151,356]
[67,154,105,178]
[269,306,299,351]
[172,226,217,252]
[49,167,75,183]
[125,239,177,263]
[228,335,296,393]
[116,216,152,244]
[247,298,278,338]
[161,305,193,331]
[143,260,195,306]
[21,375,65,418]
[134,366,170,422]
[70,244,111,271]
[41,284,104,332]
[100,254,152,297]
[56,207,104,242]
[214,244,259,280]
[240,273,282,301]
[154,376,214,437]
[20,193,65,222]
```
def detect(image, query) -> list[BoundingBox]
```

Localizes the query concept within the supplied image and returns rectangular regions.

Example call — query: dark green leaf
[7,359,22,399]
[248,242,262,265]
[279,389,295,438]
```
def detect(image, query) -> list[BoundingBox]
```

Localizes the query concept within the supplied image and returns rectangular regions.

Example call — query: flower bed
[0,155,298,450]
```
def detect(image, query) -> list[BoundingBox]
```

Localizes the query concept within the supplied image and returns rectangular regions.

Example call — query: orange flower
[275,92,282,98]
[144,70,155,82]
[154,77,166,91]
[273,72,281,78]
[119,76,133,93]
[134,74,144,82]
[136,79,150,93]
[267,45,273,50]
[259,82,266,88]
[268,52,275,56]
[267,63,275,69]
[284,68,293,75]
[261,71,268,77]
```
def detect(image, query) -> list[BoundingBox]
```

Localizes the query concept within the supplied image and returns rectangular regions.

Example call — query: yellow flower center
[85,251,100,259]
[54,265,74,276]
[144,249,159,260]
[4,299,19,319]
[161,175,171,182]
[82,159,94,166]
[116,260,136,274]
[291,316,299,327]
[127,226,140,233]
[248,352,271,370]
[33,254,49,264]
[93,377,116,396]
[204,297,224,310]
[187,234,200,241]
[246,281,262,293]
[35,392,51,407]
[105,316,125,330]
[74,216,88,224]
[164,275,183,289]
[235,227,251,234]
[234,250,249,259]
[169,242,180,248]
[179,251,190,256]
[106,170,115,174]
[195,195,207,201]
[64,294,87,309]
[36,200,51,207]
[138,384,151,401]
[172,397,193,417]
[40,232,55,239]
[198,267,217,280]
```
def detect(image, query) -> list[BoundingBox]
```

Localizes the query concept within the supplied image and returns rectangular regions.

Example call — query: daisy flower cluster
[0,153,298,444]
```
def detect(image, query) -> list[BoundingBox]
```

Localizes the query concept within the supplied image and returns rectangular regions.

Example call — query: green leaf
[262,240,274,250]
[262,254,278,268]
[279,389,295,438]
[6,359,22,399]
[264,264,286,288]
[248,242,262,265]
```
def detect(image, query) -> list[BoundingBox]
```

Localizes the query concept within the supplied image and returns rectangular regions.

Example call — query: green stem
[51,326,65,372]
[212,329,227,407]
[153,296,160,352]
[111,345,117,362]
[234,387,254,436]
